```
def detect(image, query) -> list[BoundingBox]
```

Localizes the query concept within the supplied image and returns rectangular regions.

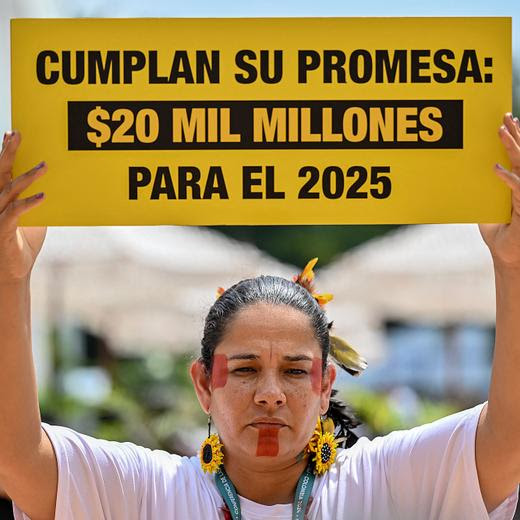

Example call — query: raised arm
[0,131,57,519]
[477,113,520,511]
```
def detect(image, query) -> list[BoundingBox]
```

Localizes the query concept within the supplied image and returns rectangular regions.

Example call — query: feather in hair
[329,335,368,377]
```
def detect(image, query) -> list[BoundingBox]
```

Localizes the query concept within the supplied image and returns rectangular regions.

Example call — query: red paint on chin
[256,427,280,456]
[310,358,322,395]
[211,354,228,389]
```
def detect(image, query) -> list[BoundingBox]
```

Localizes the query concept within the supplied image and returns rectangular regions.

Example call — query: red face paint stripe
[256,427,280,456]
[211,354,228,389]
[310,358,322,395]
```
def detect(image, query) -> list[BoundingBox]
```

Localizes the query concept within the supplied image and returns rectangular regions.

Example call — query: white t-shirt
[13,402,519,519]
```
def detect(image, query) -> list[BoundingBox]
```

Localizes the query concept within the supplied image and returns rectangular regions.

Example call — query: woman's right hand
[0,131,47,283]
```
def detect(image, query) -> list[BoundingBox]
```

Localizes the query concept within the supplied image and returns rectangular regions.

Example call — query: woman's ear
[190,360,212,414]
[320,362,336,415]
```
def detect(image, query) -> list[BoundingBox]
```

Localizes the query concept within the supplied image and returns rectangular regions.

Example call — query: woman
[0,115,519,520]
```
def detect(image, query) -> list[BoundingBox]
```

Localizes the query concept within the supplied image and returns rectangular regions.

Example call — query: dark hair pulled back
[200,275,361,448]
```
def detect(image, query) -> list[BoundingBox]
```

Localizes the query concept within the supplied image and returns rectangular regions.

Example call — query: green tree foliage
[41,352,204,455]
[344,387,457,436]
[210,225,400,267]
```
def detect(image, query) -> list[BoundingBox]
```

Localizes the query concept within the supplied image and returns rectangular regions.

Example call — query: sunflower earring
[199,414,224,473]
[305,416,338,475]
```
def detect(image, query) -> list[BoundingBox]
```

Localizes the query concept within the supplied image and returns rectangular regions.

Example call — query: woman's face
[191,302,336,468]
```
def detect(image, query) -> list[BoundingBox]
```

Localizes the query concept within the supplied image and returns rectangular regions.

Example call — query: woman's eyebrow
[226,354,313,361]
[227,354,259,360]
[283,355,313,362]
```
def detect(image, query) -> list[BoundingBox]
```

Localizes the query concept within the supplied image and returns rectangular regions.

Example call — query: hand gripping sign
[11,17,511,226]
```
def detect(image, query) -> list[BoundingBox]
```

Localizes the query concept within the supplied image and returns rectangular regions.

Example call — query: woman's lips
[250,422,286,429]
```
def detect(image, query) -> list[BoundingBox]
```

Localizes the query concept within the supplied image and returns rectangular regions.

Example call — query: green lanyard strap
[215,468,241,519]
[292,465,315,520]
[215,465,316,520]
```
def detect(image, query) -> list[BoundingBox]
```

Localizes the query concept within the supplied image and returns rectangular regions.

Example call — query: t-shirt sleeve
[11,422,156,520]
[375,402,519,519]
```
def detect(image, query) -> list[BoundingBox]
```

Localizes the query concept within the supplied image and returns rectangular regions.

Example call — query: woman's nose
[253,372,287,408]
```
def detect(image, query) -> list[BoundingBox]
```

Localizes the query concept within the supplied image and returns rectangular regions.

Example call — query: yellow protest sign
[11,17,511,225]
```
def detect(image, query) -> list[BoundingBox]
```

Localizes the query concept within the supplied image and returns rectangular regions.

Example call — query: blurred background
[1,0,519,517]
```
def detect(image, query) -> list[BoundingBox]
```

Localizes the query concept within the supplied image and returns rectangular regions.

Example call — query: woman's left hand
[479,113,520,270]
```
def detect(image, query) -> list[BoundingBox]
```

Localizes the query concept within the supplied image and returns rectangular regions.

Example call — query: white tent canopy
[32,226,295,354]
[320,224,496,327]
